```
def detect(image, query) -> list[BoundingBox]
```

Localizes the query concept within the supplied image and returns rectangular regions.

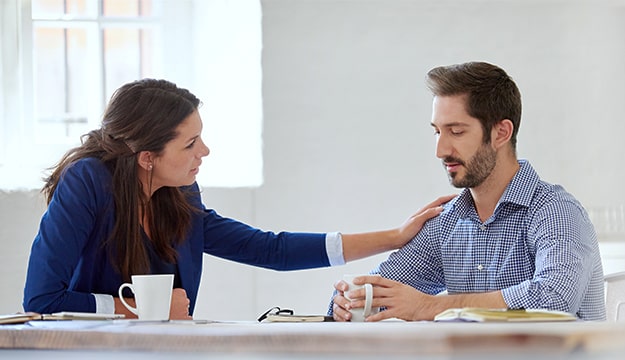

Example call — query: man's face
[430,95,496,188]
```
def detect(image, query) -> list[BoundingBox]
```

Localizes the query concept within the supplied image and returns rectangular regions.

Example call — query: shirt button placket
[476,223,487,287]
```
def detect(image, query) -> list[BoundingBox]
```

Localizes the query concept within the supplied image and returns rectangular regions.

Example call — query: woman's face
[150,110,210,191]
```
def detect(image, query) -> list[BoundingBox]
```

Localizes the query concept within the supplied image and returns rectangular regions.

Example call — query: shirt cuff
[325,231,345,266]
[93,293,115,314]
[501,285,523,308]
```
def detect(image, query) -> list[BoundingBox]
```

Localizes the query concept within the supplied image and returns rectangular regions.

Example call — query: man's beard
[444,143,496,188]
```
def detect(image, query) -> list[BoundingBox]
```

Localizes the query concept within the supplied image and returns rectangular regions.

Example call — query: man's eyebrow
[430,122,470,128]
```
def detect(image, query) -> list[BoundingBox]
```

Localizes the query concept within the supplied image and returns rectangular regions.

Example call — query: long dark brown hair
[426,61,522,150]
[42,79,201,281]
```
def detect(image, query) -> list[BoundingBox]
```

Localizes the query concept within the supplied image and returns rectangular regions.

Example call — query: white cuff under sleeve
[93,293,115,314]
[325,231,345,266]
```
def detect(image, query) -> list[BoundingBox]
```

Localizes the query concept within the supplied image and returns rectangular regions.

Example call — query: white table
[2,319,625,359]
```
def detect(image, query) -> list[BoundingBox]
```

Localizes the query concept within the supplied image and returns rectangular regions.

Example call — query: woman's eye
[186,140,196,149]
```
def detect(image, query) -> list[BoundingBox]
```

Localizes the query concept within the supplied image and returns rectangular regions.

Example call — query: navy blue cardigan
[23,157,329,314]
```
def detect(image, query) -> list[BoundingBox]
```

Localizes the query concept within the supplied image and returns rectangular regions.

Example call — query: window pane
[32,0,64,17]
[32,0,96,18]
[33,26,94,140]
[140,29,156,77]
[140,0,153,16]
[103,28,142,98]
[65,27,91,136]
[33,27,66,119]
[66,0,90,16]
[102,0,153,17]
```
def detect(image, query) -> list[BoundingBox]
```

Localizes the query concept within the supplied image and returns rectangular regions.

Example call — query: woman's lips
[190,161,202,175]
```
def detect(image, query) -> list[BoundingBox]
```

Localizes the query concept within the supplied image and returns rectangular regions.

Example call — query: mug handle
[118,283,138,315]
[363,283,373,317]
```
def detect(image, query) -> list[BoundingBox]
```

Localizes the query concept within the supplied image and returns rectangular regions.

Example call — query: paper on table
[43,312,125,320]
[0,312,42,325]
[434,308,577,322]
[0,311,124,325]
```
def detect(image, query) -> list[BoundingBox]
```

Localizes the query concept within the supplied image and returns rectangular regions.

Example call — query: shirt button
[477,264,484,271]
[479,225,486,231]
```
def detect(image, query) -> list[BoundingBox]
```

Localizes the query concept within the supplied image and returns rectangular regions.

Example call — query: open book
[434,308,577,322]
[1,311,125,325]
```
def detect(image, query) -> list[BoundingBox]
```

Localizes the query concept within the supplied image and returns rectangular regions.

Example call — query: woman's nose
[198,139,210,158]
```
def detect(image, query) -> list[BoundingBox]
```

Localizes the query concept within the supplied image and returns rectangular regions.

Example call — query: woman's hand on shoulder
[395,194,455,247]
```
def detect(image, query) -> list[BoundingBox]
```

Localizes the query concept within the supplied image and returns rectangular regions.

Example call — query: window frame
[1,0,263,190]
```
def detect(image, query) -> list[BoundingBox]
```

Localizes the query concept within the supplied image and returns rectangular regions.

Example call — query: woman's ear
[492,119,514,149]
[137,151,154,171]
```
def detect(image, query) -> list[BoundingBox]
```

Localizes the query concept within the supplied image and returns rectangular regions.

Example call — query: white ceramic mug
[343,274,379,322]
[118,274,174,321]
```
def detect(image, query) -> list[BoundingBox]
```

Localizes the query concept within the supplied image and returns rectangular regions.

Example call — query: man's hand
[332,275,439,322]
[333,275,506,322]
[359,276,440,321]
[331,278,356,321]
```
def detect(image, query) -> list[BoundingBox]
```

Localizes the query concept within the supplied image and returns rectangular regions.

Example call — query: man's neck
[469,156,520,222]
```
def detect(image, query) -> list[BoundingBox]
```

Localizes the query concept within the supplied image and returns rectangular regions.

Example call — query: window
[31,0,160,148]
[0,0,262,190]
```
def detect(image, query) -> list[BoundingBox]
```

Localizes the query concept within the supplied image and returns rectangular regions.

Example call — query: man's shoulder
[521,180,588,226]
[512,160,582,210]
[532,180,580,206]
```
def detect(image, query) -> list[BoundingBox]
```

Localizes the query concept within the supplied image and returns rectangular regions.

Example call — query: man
[330,62,606,321]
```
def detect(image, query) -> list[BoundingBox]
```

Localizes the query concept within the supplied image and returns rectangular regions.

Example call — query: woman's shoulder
[59,157,112,194]
[64,157,111,178]
[48,157,114,212]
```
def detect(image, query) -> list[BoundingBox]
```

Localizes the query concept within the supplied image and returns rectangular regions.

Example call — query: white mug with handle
[118,274,174,321]
[343,274,379,322]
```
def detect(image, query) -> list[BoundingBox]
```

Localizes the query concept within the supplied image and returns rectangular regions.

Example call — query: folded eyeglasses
[257,306,294,322]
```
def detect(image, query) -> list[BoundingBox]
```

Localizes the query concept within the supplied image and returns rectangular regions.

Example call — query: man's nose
[435,134,450,159]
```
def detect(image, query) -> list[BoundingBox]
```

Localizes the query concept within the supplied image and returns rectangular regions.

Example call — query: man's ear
[137,151,154,171]
[492,119,514,149]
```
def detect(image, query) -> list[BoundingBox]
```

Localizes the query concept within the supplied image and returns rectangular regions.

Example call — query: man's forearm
[431,291,507,317]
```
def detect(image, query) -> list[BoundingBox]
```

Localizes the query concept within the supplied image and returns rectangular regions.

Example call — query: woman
[23,79,451,320]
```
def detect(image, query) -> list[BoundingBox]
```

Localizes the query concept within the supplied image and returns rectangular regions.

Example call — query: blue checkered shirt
[331,160,606,320]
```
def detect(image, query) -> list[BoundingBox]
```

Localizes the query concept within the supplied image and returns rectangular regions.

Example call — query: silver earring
[148,164,153,171]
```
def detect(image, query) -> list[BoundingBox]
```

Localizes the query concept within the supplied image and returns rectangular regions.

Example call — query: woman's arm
[201,194,454,271]
[23,159,107,313]
[341,195,454,262]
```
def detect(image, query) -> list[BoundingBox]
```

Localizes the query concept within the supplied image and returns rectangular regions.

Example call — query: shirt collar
[451,159,539,218]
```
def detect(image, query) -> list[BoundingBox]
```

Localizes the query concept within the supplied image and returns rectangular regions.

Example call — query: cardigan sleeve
[23,159,108,313]
[201,208,332,271]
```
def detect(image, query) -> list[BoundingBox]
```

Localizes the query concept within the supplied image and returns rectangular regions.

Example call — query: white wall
[2,0,625,320]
